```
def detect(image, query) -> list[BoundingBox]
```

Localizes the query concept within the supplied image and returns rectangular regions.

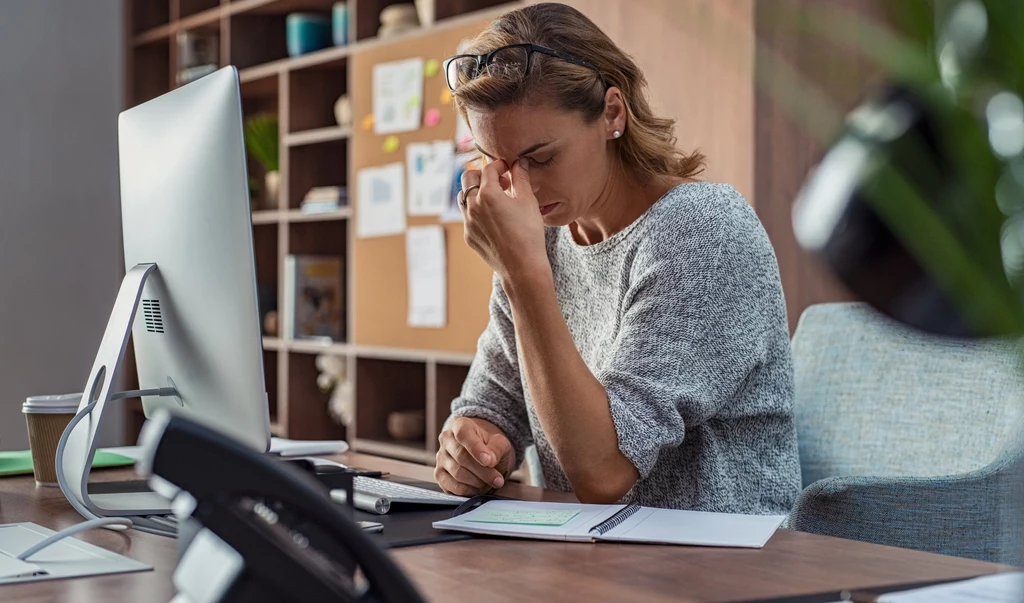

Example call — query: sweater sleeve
[449,275,532,467]
[597,200,784,479]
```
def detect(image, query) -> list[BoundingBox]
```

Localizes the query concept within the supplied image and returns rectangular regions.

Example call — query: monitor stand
[57,263,183,518]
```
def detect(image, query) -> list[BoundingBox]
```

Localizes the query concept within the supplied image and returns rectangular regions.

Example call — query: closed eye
[528,155,554,168]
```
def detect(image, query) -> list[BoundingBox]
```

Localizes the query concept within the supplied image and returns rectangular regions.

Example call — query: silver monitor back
[118,66,269,452]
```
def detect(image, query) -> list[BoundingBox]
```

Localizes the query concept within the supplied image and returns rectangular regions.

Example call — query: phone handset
[137,410,425,603]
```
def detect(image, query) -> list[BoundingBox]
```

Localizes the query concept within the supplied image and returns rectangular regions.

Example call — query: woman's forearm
[502,268,639,503]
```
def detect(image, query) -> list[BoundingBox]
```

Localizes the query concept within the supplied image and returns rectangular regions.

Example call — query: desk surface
[0,452,1012,602]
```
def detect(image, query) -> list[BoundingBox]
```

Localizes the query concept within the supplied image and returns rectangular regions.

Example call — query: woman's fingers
[442,431,504,487]
[434,447,488,496]
[480,159,509,194]
[460,168,482,191]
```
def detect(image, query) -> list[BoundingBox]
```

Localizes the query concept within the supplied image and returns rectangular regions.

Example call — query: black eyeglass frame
[443,43,609,91]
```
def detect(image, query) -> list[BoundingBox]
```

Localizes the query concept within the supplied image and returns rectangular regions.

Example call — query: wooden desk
[0,453,1012,602]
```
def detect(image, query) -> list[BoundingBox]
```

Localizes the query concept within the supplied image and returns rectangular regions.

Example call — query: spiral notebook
[432,500,786,548]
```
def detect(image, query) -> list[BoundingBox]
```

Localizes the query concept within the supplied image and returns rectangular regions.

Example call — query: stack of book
[176,30,219,86]
[300,185,348,214]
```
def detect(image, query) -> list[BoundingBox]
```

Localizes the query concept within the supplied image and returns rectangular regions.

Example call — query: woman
[434,2,801,514]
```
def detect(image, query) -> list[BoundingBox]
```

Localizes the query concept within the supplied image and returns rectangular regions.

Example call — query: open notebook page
[432,500,624,541]
[598,507,786,548]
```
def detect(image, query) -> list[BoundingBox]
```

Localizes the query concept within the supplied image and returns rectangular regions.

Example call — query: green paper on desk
[466,508,580,527]
[0,450,135,477]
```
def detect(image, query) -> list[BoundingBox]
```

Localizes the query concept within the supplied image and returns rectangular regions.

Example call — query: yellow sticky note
[424,58,441,78]
[383,136,400,153]
[440,88,453,105]
[361,114,374,131]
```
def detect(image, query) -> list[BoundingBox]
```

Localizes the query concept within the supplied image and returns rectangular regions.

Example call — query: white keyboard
[330,477,467,514]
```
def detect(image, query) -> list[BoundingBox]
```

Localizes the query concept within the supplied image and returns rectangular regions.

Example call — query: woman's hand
[434,417,515,496]
[460,158,549,283]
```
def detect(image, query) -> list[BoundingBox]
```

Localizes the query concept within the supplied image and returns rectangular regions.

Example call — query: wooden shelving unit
[125,0,512,463]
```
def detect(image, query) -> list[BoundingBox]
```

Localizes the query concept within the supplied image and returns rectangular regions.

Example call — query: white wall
[0,1,125,449]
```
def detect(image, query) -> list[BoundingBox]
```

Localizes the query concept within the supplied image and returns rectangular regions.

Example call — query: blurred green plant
[244,114,279,173]
[765,0,1024,338]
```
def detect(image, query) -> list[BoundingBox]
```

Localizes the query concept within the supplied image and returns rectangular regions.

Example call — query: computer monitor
[59,66,270,517]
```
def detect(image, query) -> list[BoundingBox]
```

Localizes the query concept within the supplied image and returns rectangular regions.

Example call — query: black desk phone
[136,411,426,603]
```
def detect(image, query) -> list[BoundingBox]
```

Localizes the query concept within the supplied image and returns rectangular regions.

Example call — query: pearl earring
[612,130,621,139]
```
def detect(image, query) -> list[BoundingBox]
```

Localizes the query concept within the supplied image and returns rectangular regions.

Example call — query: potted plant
[244,114,280,210]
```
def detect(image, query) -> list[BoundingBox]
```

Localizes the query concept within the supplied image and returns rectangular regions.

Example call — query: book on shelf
[300,186,348,213]
[283,255,345,342]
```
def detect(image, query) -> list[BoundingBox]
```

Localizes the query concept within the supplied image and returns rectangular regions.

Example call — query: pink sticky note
[425,108,442,127]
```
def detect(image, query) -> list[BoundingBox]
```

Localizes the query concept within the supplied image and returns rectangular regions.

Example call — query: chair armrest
[788,455,1022,563]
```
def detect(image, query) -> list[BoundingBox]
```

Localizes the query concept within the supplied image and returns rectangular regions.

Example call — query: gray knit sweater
[450,182,801,514]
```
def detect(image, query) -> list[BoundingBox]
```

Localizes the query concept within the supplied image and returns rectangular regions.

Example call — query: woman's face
[467,98,618,227]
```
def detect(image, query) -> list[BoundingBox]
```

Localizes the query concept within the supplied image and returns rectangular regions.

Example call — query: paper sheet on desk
[406,225,447,327]
[876,572,1024,602]
[0,523,150,585]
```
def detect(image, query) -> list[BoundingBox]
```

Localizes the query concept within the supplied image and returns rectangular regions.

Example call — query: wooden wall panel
[754,0,884,331]
[528,0,755,203]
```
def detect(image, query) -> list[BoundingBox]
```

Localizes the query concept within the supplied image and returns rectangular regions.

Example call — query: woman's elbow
[572,462,639,504]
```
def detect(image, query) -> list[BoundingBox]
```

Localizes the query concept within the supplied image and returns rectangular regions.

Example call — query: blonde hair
[452,2,705,181]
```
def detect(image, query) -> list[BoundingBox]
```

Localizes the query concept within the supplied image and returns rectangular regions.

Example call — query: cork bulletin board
[350,16,498,353]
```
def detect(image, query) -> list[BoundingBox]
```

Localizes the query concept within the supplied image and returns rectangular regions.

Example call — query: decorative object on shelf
[378,3,421,39]
[286,13,332,58]
[176,29,218,86]
[382,135,401,153]
[387,409,425,441]
[316,354,353,427]
[244,114,280,210]
[425,108,442,127]
[414,0,435,28]
[284,255,345,342]
[258,283,278,335]
[332,2,349,46]
[301,185,348,214]
[334,94,352,128]
[263,310,279,337]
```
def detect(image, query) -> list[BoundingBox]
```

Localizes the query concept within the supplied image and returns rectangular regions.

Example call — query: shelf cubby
[355,357,428,452]
[288,62,348,133]
[286,140,347,209]
[264,349,280,425]
[133,0,171,35]
[229,13,290,70]
[180,0,221,19]
[286,353,347,440]
[430,362,469,447]
[132,39,171,105]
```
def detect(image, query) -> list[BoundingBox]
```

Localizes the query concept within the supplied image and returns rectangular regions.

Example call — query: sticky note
[383,136,400,153]
[440,88,453,105]
[424,58,441,78]
[361,114,374,131]
[467,508,580,527]
[425,108,441,127]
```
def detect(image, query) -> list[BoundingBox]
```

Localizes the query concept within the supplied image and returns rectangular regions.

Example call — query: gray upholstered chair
[787,302,1024,563]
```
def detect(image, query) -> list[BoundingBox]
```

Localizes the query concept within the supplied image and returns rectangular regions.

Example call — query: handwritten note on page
[406,225,447,327]
[466,508,580,527]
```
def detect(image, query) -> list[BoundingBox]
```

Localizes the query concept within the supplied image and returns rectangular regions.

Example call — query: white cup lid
[23,394,81,414]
